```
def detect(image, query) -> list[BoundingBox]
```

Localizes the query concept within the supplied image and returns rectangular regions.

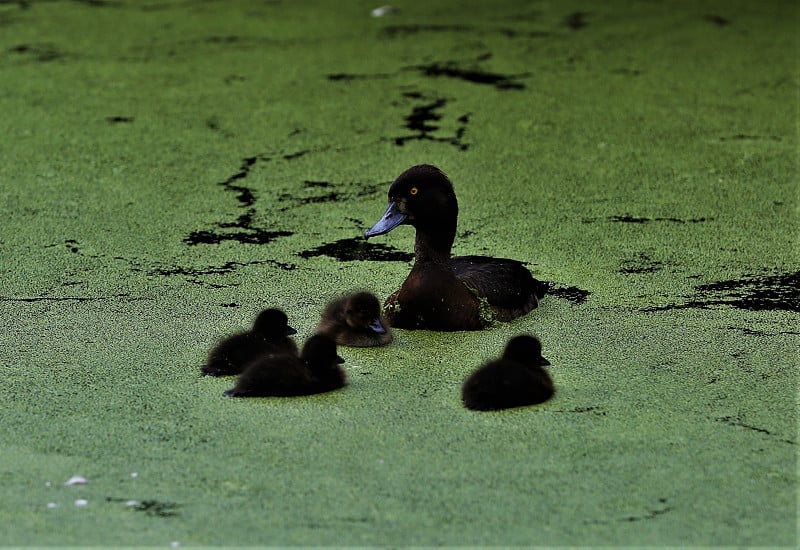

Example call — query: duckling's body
[461,335,554,410]
[365,164,545,331]
[202,308,297,377]
[224,334,346,397]
[317,291,393,347]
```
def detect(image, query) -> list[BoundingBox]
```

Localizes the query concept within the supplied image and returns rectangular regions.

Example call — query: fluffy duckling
[365,164,547,331]
[461,335,554,410]
[201,308,297,377]
[316,291,393,347]
[224,334,347,397]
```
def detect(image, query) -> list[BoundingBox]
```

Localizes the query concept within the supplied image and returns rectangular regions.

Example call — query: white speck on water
[371,5,396,17]
[64,475,88,486]
[125,500,139,507]
[170,542,181,548]
[377,459,385,465]
[47,502,58,509]
[130,472,139,478]
[45,481,52,487]
[74,499,89,507]
[348,365,364,370]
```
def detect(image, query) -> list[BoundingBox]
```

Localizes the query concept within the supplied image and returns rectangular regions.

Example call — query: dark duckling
[461,335,554,411]
[201,308,297,377]
[224,334,347,397]
[316,291,393,347]
[365,164,546,331]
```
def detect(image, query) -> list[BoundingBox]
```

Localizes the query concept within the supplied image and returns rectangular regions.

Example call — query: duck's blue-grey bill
[540,356,551,366]
[368,318,387,334]
[364,202,406,238]
[286,326,298,336]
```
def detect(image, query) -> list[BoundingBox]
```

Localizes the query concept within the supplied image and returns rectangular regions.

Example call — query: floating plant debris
[413,61,526,90]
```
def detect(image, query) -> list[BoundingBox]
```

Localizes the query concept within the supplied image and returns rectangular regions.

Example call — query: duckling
[201,308,297,377]
[316,291,393,347]
[224,334,347,397]
[365,164,547,331]
[461,335,554,410]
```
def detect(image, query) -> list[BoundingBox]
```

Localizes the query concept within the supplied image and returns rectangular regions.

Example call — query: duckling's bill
[365,203,406,238]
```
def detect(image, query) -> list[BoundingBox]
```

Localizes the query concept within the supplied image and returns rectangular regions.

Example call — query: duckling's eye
[409,186,418,195]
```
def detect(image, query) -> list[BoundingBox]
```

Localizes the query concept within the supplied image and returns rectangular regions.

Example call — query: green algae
[0,0,797,546]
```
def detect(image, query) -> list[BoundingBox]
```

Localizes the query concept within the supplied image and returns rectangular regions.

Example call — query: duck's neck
[413,227,455,265]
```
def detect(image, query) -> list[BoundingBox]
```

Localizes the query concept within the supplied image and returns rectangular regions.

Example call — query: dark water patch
[304,180,332,188]
[714,416,796,445]
[150,259,296,279]
[224,74,245,85]
[719,134,782,142]
[392,93,470,151]
[695,271,800,312]
[0,293,142,303]
[565,12,588,30]
[555,406,607,416]
[221,303,240,308]
[7,43,65,62]
[585,499,671,525]
[184,228,292,246]
[619,254,665,274]
[299,237,413,262]
[188,154,296,247]
[608,215,712,224]
[611,68,642,76]
[106,116,133,123]
[644,271,800,312]
[413,62,526,90]
[106,497,181,517]
[381,24,473,37]
[547,285,590,305]
[703,14,730,26]
[327,72,393,81]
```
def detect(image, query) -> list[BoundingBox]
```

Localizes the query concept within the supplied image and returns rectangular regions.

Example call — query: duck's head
[364,164,458,242]
[303,334,345,369]
[253,308,297,338]
[344,292,387,334]
[502,335,550,367]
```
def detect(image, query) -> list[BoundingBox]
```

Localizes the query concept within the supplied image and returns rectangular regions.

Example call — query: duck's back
[452,255,546,321]
[225,355,314,397]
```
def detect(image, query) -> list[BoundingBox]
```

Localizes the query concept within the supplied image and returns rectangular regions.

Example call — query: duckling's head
[345,292,387,334]
[303,334,345,370]
[252,308,297,338]
[502,335,550,367]
[365,164,458,240]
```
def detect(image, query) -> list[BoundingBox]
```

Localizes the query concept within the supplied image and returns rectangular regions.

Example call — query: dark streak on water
[715,416,796,445]
[703,14,730,26]
[644,271,800,312]
[608,215,712,224]
[413,62,526,90]
[393,93,470,151]
[106,116,134,123]
[565,12,588,30]
[298,237,413,262]
[185,154,297,246]
[106,497,181,517]
[546,285,590,305]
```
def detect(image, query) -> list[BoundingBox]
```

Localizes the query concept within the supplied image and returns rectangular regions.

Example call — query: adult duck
[224,334,346,397]
[461,335,554,410]
[316,291,393,347]
[202,308,297,376]
[364,164,546,330]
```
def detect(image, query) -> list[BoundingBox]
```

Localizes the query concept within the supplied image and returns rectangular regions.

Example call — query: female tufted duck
[461,335,554,410]
[202,308,297,377]
[224,334,346,397]
[365,164,546,330]
[316,291,393,347]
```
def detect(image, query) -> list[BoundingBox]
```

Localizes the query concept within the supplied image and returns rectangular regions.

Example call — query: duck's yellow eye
[410,187,418,195]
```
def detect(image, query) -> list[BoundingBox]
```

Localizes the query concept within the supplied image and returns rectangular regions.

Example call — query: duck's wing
[452,255,547,320]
